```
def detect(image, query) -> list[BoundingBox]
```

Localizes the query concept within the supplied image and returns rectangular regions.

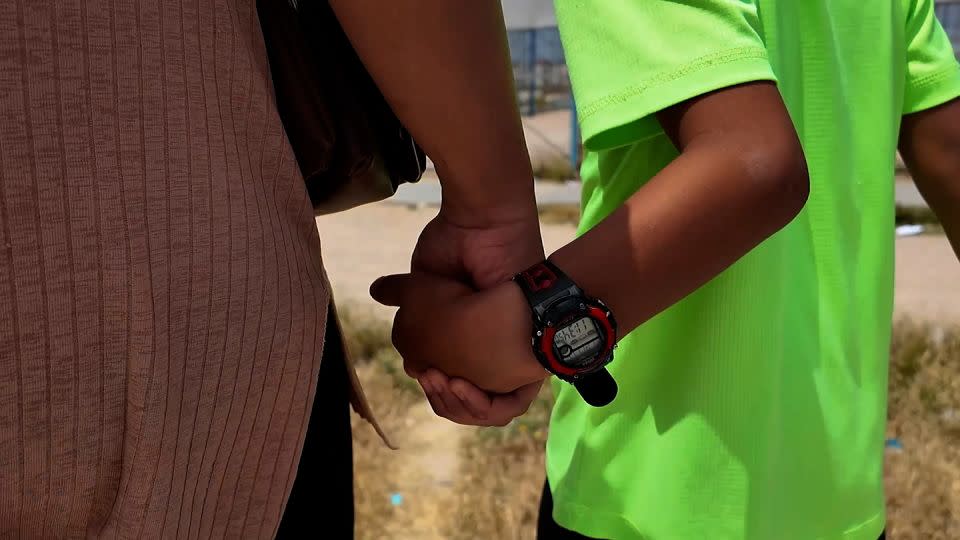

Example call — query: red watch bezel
[536,303,616,378]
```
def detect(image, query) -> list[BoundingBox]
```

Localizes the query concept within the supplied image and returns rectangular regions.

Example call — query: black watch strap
[513,260,581,319]
[515,260,619,407]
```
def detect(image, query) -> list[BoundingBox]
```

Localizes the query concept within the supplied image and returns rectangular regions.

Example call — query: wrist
[436,166,538,230]
[512,259,618,407]
[470,280,547,388]
[438,199,538,229]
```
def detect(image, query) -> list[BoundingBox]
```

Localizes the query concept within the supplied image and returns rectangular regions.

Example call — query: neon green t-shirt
[546,1,960,539]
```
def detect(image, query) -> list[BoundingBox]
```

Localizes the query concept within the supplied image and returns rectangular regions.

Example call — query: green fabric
[546,1,960,539]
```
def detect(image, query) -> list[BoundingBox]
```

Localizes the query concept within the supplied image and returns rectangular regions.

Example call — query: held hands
[369,271,545,394]
[418,369,543,427]
[409,208,545,289]
[369,208,547,425]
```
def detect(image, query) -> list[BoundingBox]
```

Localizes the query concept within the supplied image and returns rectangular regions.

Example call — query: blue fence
[508,2,960,170]
[937,0,960,53]
[508,2,960,117]
[507,27,569,115]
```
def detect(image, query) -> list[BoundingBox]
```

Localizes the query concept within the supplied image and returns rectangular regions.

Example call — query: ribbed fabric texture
[0,1,330,537]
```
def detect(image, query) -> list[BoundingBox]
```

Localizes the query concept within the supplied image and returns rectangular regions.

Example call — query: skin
[334,2,960,430]
[329,0,538,230]
[372,81,811,422]
[328,1,547,417]
[899,97,960,260]
[329,0,547,288]
[407,94,960,427]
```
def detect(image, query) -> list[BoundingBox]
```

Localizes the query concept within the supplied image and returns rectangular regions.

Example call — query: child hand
[370,272,546,394]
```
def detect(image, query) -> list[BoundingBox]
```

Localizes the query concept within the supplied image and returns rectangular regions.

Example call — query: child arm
[900,98,960,260]
[372,82,809,394]
[551,81,808,332]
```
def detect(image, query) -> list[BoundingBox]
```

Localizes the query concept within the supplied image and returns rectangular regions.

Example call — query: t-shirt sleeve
[555,0,776,151]
[902,0,960,114]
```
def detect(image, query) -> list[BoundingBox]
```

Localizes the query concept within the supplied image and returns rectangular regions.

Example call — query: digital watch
[513,260,618,406]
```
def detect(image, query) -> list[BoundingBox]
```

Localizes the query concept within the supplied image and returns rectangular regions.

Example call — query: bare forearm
[920,185,960,258]
[551,141,807,333]
[329,0,535,225]
[900,98,960,260]
[551,83,809,333]
[399,130,808,391]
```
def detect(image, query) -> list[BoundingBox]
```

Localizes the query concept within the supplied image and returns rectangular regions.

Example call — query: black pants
[277,311,354,538]
[537,481,886,540]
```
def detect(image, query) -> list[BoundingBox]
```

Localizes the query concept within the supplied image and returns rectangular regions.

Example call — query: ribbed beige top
[0,1,330,537]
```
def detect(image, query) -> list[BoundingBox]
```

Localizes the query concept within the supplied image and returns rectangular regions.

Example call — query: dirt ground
[892,234,960,322]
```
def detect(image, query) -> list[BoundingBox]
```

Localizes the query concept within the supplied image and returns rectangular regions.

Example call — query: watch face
[552,316,604,367]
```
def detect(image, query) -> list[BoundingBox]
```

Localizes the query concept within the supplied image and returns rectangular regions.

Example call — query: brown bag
[258,0,426,215]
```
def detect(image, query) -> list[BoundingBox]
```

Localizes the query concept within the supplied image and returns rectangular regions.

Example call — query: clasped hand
[369,210,547,426]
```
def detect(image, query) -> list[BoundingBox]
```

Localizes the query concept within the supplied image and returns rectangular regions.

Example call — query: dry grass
[346,309,960,539]
[441,389,554,540]
[885,319,960,539]
[342,308,427,540]
[532,157,576,182]
[537,204,580,226]
[339,306,395,365]
[351,354,428,540]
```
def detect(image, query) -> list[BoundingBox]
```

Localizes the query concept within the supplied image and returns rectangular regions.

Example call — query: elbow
[739,135,810,229]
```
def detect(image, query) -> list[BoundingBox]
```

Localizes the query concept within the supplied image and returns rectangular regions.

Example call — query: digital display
[553,317,603,366]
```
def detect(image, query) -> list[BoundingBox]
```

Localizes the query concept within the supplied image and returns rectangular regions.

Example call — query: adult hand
[418,368,543,427]
[411,206,545,290]
[392,206,547,425]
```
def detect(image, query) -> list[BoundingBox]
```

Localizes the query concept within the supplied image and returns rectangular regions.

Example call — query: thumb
[369,274,413,307]
[371,272,476,308]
